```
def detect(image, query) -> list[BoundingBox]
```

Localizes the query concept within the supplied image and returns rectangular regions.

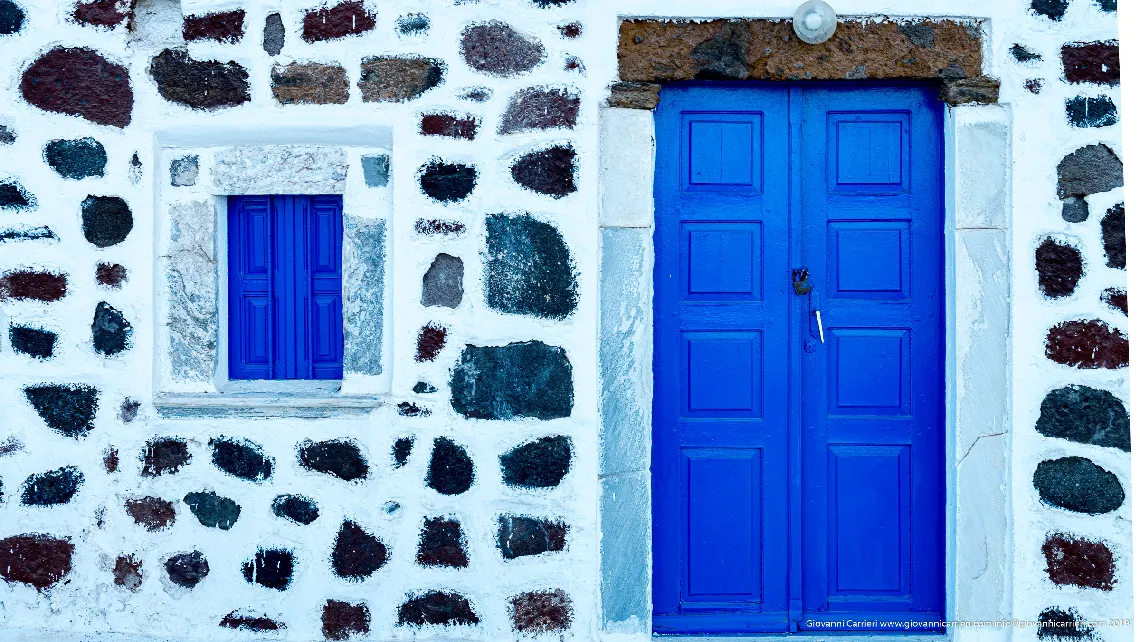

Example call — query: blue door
[652,83,944,634]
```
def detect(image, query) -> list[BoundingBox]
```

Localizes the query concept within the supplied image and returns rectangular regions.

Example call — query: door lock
[792,268,825,345]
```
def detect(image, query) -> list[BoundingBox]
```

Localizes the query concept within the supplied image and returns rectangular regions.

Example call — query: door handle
[814,309,825,344]
[792,268,825,344]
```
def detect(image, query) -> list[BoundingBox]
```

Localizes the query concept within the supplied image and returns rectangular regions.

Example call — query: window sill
[153,393,384,419]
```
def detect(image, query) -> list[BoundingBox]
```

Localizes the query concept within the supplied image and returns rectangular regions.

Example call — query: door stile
[787,85,805,632]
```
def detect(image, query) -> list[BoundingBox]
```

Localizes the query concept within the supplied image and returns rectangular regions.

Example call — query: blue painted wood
[228,195,343,380]
[652,83,944,635]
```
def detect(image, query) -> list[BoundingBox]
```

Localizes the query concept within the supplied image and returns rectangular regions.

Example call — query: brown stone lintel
[607,82,661,109]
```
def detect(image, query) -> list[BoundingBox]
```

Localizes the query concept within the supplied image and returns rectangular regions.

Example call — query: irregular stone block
[323,600,369,640]
[512,145,577,198]
[242,548,293,590]
[451,341,574,420]
[169,155,198,186]
[0,535,74,590]
[533,0,575,6]
[396,402,429,417]
[149,49,250,110]
[1066,95,1118,128]
[0,180,34,209]
[1045,319,1128,369]
[1101,203,1125,269]
[501,436,572,488]
[1036,238,1083,298]
[457,86,492,102]
[1097,0,1117,10]
[21,47,133,127]
[298,438,369,481]
[420,112,478,139]
[422,254,463,308]
[272,63,349,105]
[343,217,384,375]
[397,13,429,36]
[92,301,132,356]
[210,436,273,482]
[166,200,217,382]
[9,326,57,360]
[426,437,473,495]
[184,491,240,530]
[273,494,319,525]
[1062,196,1089,223]
[1037,607,1096,640]
[125,496,176,531]
[412,382,436,394]
[1101,287,1127,315]
[393,437,414,467]
[0,0,25,34]
[81,196,133,247]
[511,589,573,633]
[1057,144,1123,198]
[1031,0,1068,20]
[0,225,56,243]
[21,466,84,506]
[113,555,142,592]
[1036,385,1129,451]
[103,447,118,472]
[398,591,479,626]
[1009,44,1042,62]
[564,55,584,73]
[496,515,567,559]
[219,612,283,632]
[263,13,284,56]
[415,218,465,235]
[1042,533,1115,590]
[358,56,445,102]
[940,76,1000,105]
[559,22,582,38]
[302,1,375,42]
[164,551,209,588]
[500,86,580,134]
[213,146,347,194]
[418,159,477,203]
[183,10,245,43]
[1034,456,1124,515]
[360,155,389,187]
[72,0,129,28]
[128,152,142,184]
[119,398,139,423]
[96,262,127,288]
[330,520,389,580]
[607,82,661,109]
[461,21,545,76]
[24,384,98,438]
[44,138,107,179]
[1062,41,1120,85]
[484,214,579,320]
[416,517,468,568]
[1,270,67,302]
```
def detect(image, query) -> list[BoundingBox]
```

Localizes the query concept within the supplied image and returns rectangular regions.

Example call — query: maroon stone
[112,554,142,591]
[511,589,573,633]
[142,437,192,477]
[149,49,250,110]
[1043,533,1115,590]
[183,10,246,43]
[0,535,74,590]
[0,270,67,302]
[1024,78,1043,94]
[415,323,447,362]
[322,600,369,640]
[1102,288,1127,315]
[416,517,468,568]
[220,612,284,632]
[1036,238,1083,298]
[499,86,580,134]
[96,262,128,288]
[125,496,176,531]
[558,22,582,39]
[1062,41,1120,85]
[73,0,130,28]
[1046,320,1128,369]
[414,218,466,235]
[21,47,133,128]
[397,402,431,417]
[420,113,479,140]
[302,1,376,42]
[103,446,119,473]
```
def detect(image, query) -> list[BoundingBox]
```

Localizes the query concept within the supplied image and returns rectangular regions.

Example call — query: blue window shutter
[309,195,344,379]
[228,195,274,379]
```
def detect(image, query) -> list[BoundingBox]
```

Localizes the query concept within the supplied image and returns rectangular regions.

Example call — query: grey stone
[484,213,579,319]
[940,76,1001,105]
[1062,196,1090,222]
[1057,144,1124,199]
[343,217,384,375]
[1036,385,1129,451]
[263,13,285,56]
[361,154,389,187]
[460,21,545,77]
[450,341,573,420]
[1033,456,1125,515]
[166,200,217,382]
[421,253,463,308]
[170,155,199,187]
[183,491,240,530]
[213,146,347,195]
[601,472,650,632]
[606,82,660,110]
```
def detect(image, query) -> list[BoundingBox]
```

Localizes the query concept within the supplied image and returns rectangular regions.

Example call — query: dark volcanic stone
[92,301,132,356]
[426,438,474,495]
[21,47,133,128]
[559,22,582,39]
[263,13,285,56]
[44,138,107,179]
[1034,456,1124,515]
[103,447,118,472]
[184,491,240,530]
[398,13,430,36]
[149,49,250,110]
[1061,196,1089,223]
[358,56,445,102]
[0,0,25,35]
[72,0,128,27]
[422,254,464,308]
[220,612,283,633]
[0,126,13,144]
[393,437,414,467]
[415,323,447,362]
[119,398,139,423]
[1102,288,1127,315]
[81,196,133,247]
[1042,533,1115,590]
[1066,95,1118,128]
[420,113,479,140]
[24,384,98,438]
[419,160,477,203]
[1038,607,1095,640]
[396,402,429,417]
[21,466,84,506]
[533,0,575,5]
[164,551,209,588]
[398,591,479,626]
[96,262,128,288]
[500,86,580,134]
[183,10,245,43]
[1045,320,1128,369]
[126,496,176,531]
[272,63,350,105]
[113,555,142,591]
[1062,41,1119,85]
[1057,144,1124,198]
[1097,0,1117,10]
[1037,385,1130,451]
[0,535,74,590]
[242,548,293,590]
[1031,0,1068,20]
[416,517,468,568]
[1036,238,1083,298]
[210,436,273,482]
[1101,203,1125,269]
[323,600,370,640]
[0,180,34,209]
[512,145,577,198]
[1010,44,1042,62]
[272,494,319,525]
[0,226,56,243]
[496,515,567,559]
[415,218,466,236]
[302,1,375,42]
[511,589,573,633]
[412,382,436,394]
[10,326,57,359]
[298,438,369,481]
[501,436,572,489]
[451,341,574,420]
[484,214,579,320]
[690,20,750,79]
[461,21,545,76]
[331,520,389,580]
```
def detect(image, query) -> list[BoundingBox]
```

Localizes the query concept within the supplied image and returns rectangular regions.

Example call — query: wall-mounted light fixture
[793,0,838,45]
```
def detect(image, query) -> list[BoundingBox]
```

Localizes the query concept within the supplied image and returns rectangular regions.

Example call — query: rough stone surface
[619,19,982,83]
[559,22,582,38]
[92,301,132,356]
[1057,144,1124,198]
[1,270,67,302]
[272,494,319,525]
[0,225,56,243]
[392,437,414,468]
[1045,319,1128,369]
[419,160,477,203]
[451,341,574,420]
[415,218,465,235]
[331,520,389,580]
[219,612,283,633]
[213,146,348,194]
[44,138,107,179]
[10,326,57,360]
[1010,44,1042,62]
[149,49,250,110]
[272,63,350,105]
[607,82,661,109]
[0,180,34,209]
[398,591,479,626]
[1031,0,1068,20]
[1036,238,1083,298]
[242,548,293,590]
[262,13,284,56]
[1097,0,1117,10]
[1102,288,1127,315]
[21,466,84,506]
[164,551,209,588]
[21,47,133,127]
[72,0,129,27]
[398,13,430,36]
[461,21,545,76]
[1101,203,1125,269]
[1062,196,1089,223]
[113,555,142,592]
[415,323,447,362]
[1042,534,1115,590]
[1066,95,1118,128]
[1037,607,1095,640]
[1062,41,1120,85]
[511,589,573,633]
[940,76,1001,105]
[1034,457,1125,515]
[484,214,579,320]
[119,398,139,423]
[426,438,473,495]
[169,155,198,186]
[128,153,142,184]
[24,384,98,438]
[97,262,128,288]
[210,437,273,482]
[412,382,436,394]
[497,515,567,559]
[302,1,375,42]
[323,600,369,640]
[420,112,479,139]
[458,86,492,102]
[360,155,389,187]
[396,402,430,417]
[0,535,74,590]
[343,217,385,375]
[511,145,577,198]
[183,10,245,43]
[298,439,369,482]
[103,447,119,472]
[358,56,445,102]
[422,254,464,308]
[1036,385,1130,452]
[501,436,572,489]
[0,0,25,35]
[125,496,176,531]
[166,200,217,382]
[0,125,12,144]
[499,86,580,134]
[81,196,133,247]
[184,491,241,530]
[416,517,468,568]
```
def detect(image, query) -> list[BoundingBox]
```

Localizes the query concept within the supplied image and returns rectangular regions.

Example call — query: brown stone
[302,1,376,43]
[1102,288,1127,315]
[220,612,283,632]
[323,600,369,640]
[96,262,127,288]
[416,323,447,362]
[940,76,1000,105]
[1046,320,1128,369]
[103,446,119,472]
[112,554,142,591]
[1043,533,1115,590]
[21,47,133,128]
[272,63,350,105]
[511,589,573,633]
[0,270,67,302]
[183,10,245,43]
[1062,41,1120,86]
[618,19,981,84]
[420,113,479,140]
[0,535,74,590]
[359,56,445,103]
[125,496,176,531]
[73,0,130,28]
[149,49,250,111]
[607,82,661,109]
[499,86,580,134]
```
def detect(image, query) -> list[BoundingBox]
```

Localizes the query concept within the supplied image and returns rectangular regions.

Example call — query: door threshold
[654,636,948,641]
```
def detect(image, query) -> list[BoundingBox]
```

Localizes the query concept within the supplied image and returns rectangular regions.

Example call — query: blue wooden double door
[652,84,945,634]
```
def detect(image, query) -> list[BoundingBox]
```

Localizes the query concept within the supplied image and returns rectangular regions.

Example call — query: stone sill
[153,393,384,418]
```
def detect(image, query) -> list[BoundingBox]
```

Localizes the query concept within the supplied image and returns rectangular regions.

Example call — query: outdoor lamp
[793,0,838,44]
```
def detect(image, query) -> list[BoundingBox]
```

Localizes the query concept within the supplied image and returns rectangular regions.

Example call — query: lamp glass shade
[793,0,838,44]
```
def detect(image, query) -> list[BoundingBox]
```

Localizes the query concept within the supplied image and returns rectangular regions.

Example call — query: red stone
[183,10,246,43]
[72,0,130,28]
[103,446,119,473]
[112,554,142,591]
[322,600,369,640]
[302,1,376,42]
[1046,320,1129,369]
[558,22,582,38]
[96,262,128,288]
[1043,533,1116,590]
[219,612,283,632]
[1062,41,1120,85]
[0,534,74,590]
[21,47,133,128]
[420,113,479,140]
[124,496,176,531]
[0,270,67,302]
[511,589,573,633]
[415,323,447,362]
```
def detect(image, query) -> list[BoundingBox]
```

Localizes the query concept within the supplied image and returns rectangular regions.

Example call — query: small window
[227,195,344,380]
